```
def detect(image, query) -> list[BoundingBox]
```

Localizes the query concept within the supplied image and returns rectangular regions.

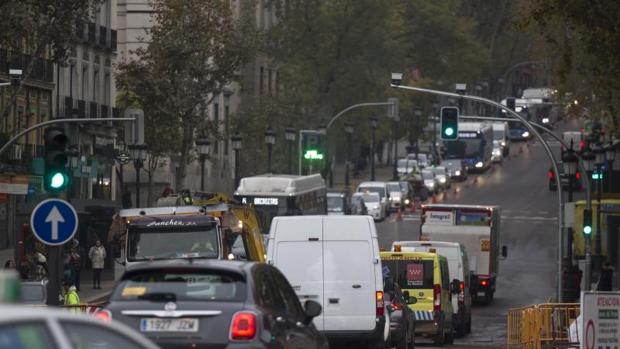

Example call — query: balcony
[90,101,98,118]
[64,97,74,118]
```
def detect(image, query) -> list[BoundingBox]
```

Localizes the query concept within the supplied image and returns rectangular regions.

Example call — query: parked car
[354,192,387,221]
[440,160,467,182]
[267,215,388,349]
[327,191,350,215]
[0,305,158,349]
[549,162,583,191]
[350,193,369,215]
[384,277,416,349]
[103,259,328,349]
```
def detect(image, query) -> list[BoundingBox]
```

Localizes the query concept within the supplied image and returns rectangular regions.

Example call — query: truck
[420,204,506,303]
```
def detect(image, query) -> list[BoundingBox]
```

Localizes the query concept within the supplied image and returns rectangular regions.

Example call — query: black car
[384,278,415,349]
[548,162,582,191]
[103,260,328,349]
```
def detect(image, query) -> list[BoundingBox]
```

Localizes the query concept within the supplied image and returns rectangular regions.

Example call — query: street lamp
[344,122,354,191]
[195,137,211,191]
[285,127,296,174]
[369,116,378,181]
[129,143,148,207]
[264,126,276,173]
[593,143,606,257]
[231,131,242,189]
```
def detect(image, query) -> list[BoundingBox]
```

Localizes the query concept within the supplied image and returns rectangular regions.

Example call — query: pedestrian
[597,261,614,291]
[69,247,81,291]
[161,183,174,198]
[88,239,106,289]
[122,187,132,209]
[3,260,14,269]
[62,280,80,311]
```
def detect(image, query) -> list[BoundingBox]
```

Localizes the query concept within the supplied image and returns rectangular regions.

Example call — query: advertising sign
[406,263,424,286]
[581,291,620,349]
[425,210,453,225]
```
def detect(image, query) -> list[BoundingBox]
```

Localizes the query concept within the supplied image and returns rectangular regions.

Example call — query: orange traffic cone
[431,194,437,203]
[396,208,403,221]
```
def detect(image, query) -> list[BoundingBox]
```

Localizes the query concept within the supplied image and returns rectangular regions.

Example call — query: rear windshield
[386,183,401,192]
[112,270,246,302]
[358,186,385,199]
[327,196,344,212]
[382,260,434,289]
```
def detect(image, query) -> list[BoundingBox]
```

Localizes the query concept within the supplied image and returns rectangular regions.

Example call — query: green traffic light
[583,226,592,235]
[50,172,66,189]
[444,127,455,137]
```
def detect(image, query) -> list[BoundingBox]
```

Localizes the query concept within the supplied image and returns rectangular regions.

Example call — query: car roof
[358,181,387,187]
[394,241,461,248]
[327,192,346,197]
[123,259,253,276]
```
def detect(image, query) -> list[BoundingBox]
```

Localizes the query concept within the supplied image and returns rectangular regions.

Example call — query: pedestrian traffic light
[440,107,459,140]
[301,131,325,174]
[44,127,70,193]
[583,209,592,236]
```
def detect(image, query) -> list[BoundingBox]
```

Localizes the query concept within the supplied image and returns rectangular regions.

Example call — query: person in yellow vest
[63,280,80,310]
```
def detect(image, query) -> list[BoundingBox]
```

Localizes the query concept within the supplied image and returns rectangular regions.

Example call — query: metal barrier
[60,303,105,314]
[507,303,580,349]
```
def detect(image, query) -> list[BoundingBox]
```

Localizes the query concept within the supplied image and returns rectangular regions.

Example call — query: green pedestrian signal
[583,208,592,235]
[304,150,324,160]
[44,127,70,193]
[440,107,459,140]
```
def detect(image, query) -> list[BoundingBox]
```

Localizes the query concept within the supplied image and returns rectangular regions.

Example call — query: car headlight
[427,182,434,188]
[439,177,446,183]
[455,170,461,176]
[542,117,549,124]
[515,106,523,112]
[522,131,530,138]
[475,161,483,168]
[493,149,501,156]
[404,199,410,205]
[500,141,506,147]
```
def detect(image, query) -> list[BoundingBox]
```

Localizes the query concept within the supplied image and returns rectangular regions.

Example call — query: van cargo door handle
[352,284,361,289]
[328,298,339,304]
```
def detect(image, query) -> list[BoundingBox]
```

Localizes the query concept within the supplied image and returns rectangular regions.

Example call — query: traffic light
[506,97,516,111]
[440,107,459,140]
[583,208,592,236]
[301,131,325,174]
[44,127,70,193]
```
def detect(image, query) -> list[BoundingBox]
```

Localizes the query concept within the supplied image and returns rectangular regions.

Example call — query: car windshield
[432,168,446,176]
[327,196,344,212]
[358,186,385,199]
[422,171,434,180]
[386,183,401,192]
[112,270,246,302]
[127,226,219,261]
[361,194,379,203]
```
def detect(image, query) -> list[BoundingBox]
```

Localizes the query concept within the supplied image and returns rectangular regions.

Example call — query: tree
[116,0,258,189]
[0,0,103,118]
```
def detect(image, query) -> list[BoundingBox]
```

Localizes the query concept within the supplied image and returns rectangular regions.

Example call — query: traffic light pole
[0,117,136,158]
[390,83,570,301]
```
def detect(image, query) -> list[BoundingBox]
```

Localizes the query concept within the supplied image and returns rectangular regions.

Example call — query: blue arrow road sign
[30,199,78,246]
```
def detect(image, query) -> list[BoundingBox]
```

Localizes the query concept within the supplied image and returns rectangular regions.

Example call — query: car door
[252,266,294,349]
[59,320,151,349]
[270,268,325,349]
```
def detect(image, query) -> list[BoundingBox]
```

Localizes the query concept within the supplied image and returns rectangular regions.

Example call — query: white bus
[443,121,493,172]
[234,174,327,232]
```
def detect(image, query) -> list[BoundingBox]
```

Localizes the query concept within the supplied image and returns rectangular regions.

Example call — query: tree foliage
[116,0,258,188]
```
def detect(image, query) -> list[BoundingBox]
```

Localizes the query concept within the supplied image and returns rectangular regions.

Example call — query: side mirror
[303,300,322,325]
[451,279,460,293]
[501,245,508,258]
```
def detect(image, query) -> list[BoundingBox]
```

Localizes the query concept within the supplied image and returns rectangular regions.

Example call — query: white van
[267,215,387,348]
[392,240,472,336]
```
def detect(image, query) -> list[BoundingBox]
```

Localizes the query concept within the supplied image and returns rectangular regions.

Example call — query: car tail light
[548,170,554,179]
[94,310,112,324]
[376,291,385,317]
[230,312,257,340]
[579,140,585,150]
[480,279,489,287]
[458,281,465,306]
[433,284,441,312]
[575,172,581,180]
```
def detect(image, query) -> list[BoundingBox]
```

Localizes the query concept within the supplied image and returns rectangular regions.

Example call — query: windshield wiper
[137,292,177,302]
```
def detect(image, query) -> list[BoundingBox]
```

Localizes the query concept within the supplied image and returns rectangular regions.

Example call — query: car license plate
[140,318,199,332]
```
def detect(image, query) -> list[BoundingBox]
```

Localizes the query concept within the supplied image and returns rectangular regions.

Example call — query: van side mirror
[402,290,413,304]
[451,279,460,293]
[303,300,322,325]
[501,245,508,258]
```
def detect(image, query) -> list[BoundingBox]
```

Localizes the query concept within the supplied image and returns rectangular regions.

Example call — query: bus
[234,174,327,232]
[443,122,493,172]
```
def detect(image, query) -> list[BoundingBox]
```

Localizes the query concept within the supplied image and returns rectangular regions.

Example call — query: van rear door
[269,216,325,330]
[382,257,435,318]
[322,216,376,331]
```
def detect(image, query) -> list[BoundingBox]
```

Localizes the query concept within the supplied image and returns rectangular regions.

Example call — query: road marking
[502,215,557,221]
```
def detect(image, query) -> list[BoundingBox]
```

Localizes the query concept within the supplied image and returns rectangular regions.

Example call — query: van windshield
[382,260,434,289]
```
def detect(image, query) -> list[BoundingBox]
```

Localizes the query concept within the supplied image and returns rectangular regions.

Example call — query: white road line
[502,215,557,221]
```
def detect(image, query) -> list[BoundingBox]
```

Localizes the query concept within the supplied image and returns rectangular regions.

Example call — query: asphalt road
[375,118,580,348]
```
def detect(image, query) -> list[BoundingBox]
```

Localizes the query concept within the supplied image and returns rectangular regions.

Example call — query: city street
[376,119,578,347]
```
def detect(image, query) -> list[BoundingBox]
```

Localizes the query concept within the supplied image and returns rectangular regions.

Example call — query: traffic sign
[580,291,620,349]
[30,199,78,246]
[116,151,130,165]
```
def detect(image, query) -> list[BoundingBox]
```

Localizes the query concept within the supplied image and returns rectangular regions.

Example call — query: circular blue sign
[30,199,78,246]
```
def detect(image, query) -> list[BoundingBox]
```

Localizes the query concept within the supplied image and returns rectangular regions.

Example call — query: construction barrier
[507,303,580,349]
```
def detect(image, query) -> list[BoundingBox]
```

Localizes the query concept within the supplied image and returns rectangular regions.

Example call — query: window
[213,102,219,154]
[0,322,56,349]
[253,267,284,311]
[382,260,435,289]
[81,66,88,101]
[270,268,305,319]
[62,322,145,349]
[104,73,110,106]
[267,69,272,94]
[93,69,99,103]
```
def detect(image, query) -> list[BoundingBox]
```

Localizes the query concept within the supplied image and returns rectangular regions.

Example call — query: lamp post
[195,137,211,191]
[370,116,378,181]
[344,122,354,191]
[67,145,80,200]
[581,144,595,289]
[231,131,242,189]
[285,127,296,174]
[129,143,147,208]
[593,143,606,257]
[562,143,578,267]
[264,126,276,173]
